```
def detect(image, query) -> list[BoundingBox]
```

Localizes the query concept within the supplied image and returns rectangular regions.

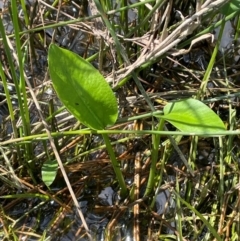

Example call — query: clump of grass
[0,0,240,240]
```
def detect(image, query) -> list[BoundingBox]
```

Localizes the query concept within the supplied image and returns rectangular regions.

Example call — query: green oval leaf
[161,98,226,134]
[220,0,240,15]
[48,44,118,130]
[41,159,58,187]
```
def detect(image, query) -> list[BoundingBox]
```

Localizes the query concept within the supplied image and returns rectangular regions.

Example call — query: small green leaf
[161,98,226,134]
[41,159,58,187]
[48,44,118,130]
[220,0,240,15]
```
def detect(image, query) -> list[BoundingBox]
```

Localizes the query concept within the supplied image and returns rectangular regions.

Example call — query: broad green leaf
[220,0,240,15]
[48,44,118,130]
[160,99,226,134]
[41,159,58,187]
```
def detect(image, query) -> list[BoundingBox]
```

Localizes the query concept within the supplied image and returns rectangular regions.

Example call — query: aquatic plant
[48,44,226,197]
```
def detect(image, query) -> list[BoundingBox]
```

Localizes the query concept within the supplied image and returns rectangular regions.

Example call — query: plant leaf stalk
[102,133,128,198]
[144,118,165,196]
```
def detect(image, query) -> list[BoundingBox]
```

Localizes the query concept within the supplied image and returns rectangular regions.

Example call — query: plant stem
[144,118,165,197]
[102,133,128,198]
[11,0,33,166]
[197,16,226,99]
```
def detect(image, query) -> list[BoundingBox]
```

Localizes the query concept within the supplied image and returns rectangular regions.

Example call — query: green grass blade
[173,190,223,241]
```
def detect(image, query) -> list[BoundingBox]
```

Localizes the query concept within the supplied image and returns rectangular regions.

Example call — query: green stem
[144,118,165,196]
[197,15,226,99]
[11,0,32,162]
[102,133,128,198]
[20,0,29,26]
[44,0,59,19]
[0,59,17,138]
